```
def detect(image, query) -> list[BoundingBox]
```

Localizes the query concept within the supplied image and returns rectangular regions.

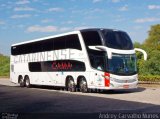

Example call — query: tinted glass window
[11,46,18,55]
[66,34,82,50]
[11,43,33,55]
[53,36,66,50]
[88,50,108,72]
[102,30,134,50]
[11,34,81,55]
[28,60,86,72]
[81,31,102,47]
[81,31,106,71]
[41,39,53,52]
[108,54,137,75]
[29,62,41,72]
[32,41,42,53]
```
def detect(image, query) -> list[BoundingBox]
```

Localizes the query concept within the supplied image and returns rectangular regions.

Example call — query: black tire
[79,77,88,93]
[24,76,31,88]
[66,77,76,92]
[19,76,25,87]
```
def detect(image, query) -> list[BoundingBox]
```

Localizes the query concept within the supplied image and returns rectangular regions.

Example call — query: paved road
[0,79,160,119]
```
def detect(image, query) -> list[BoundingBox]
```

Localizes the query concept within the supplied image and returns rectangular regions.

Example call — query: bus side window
[53,36,66,50]
[89,55,106,71]
[66,34,82,50]
[81,31,102,47]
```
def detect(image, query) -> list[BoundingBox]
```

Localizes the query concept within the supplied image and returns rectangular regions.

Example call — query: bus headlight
[110,77,137,83]
[110,77,116,82]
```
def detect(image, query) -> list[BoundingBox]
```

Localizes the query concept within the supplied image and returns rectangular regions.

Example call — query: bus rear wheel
[79,78,88,93]
[24,76,31,88]
[19,76,25,87]
[66,77,76,92]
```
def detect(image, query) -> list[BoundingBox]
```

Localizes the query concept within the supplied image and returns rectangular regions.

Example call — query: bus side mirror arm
[134,48,147,60]
[88,46,102,51]
[88,46,112,59]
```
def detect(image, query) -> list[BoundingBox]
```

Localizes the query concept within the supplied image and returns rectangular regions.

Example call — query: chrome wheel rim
[80,80,87,92]
[26,79,29,86]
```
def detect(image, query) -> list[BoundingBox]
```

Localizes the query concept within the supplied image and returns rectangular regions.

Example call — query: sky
[0,0,160,55]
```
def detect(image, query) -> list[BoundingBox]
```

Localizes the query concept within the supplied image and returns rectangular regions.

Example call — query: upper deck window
[101,30,134,50]
[81,31,103,47]
[11,34,81,55]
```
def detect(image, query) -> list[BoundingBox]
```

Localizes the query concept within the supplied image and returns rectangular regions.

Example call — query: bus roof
[11,28,122,46]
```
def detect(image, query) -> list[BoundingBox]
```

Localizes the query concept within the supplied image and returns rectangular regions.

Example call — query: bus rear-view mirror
[134,48,147,60]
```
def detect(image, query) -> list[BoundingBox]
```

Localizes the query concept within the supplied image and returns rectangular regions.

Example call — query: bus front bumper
[92,80,138,90]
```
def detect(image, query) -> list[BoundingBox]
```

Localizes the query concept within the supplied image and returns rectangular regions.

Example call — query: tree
[144,24,160,50]
[134,24,160,75]
[139,50,160,75]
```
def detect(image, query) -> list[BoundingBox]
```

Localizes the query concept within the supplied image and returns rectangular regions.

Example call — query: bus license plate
[123,85,129,88]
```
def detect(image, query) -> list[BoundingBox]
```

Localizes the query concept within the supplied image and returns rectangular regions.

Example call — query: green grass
[0,54,10,76]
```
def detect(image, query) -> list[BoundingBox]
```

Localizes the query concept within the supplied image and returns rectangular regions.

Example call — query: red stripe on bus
[104,72,110,87]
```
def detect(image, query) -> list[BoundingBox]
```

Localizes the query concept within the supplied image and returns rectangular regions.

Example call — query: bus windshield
[101,30,134,50]
[108,53,137,75]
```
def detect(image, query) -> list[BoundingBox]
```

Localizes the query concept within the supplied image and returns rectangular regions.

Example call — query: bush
[138,75,160,82]
[0,55,10,76]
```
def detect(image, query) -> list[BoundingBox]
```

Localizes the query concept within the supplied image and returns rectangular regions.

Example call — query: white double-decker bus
[10,28,147,92]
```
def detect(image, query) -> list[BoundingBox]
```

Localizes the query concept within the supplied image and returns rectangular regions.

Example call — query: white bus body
[10,28,147,92]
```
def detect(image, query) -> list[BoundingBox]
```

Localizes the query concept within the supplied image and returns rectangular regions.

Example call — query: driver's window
[90,55,107,71]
